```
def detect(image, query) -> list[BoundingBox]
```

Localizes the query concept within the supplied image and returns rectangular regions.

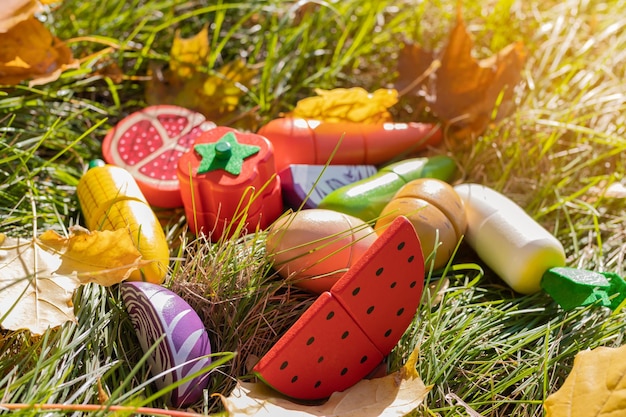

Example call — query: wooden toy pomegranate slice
[253,216,424,400]
[102,105,216,208]
[121,281,213,408]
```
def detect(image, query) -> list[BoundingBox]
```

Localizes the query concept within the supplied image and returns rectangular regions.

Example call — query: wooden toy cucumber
[253,216,425,400]
[318,155,457,222]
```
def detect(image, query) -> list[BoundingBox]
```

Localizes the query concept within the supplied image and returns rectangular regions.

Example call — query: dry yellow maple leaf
[544,343,626,416]
[145,26,258,127]
[290,87,399,124]
[0,227,142,335]
[220,348,431,416]
[38,227,143,286]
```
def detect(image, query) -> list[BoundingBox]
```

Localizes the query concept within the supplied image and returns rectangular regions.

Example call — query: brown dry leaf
[220,348,431,416]
[395,7,526,140]
[0,16,78,86]
[0,0,40,33]
[0,227,142,335]
[145,26,258,126]
[290,87,399,124]
[544,344,626,416]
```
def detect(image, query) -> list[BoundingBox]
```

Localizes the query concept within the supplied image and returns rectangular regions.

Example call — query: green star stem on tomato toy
[194,131,260,175]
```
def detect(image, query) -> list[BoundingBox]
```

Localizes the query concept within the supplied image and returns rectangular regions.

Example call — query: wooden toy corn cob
[76,162,170,284]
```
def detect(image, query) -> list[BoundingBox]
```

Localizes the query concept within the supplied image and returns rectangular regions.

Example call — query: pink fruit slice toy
[121,281,213,408]
[253,216,425,400]
[103,105,216,208]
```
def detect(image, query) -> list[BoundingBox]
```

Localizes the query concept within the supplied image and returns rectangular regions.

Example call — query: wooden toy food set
[74,100,624,407]
[76,161,213,407]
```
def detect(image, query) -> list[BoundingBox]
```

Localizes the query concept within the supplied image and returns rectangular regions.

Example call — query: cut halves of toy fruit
[253,216,425,400]
[103,105,216,208]
[265,209,377,294]
[121,282,213,408]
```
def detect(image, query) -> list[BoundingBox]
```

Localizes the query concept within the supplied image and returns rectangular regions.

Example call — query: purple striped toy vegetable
[121,282,212,408]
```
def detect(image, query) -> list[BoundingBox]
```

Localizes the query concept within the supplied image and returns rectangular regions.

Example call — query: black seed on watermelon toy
[121,281,213,408]
[102,105,216,208]
[253,216,425,400]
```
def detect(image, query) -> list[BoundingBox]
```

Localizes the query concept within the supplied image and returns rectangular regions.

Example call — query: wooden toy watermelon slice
[253,216,425,400]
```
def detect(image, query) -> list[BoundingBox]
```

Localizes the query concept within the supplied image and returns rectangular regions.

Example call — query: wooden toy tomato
[375,178,466,270]
[176,126,283,241]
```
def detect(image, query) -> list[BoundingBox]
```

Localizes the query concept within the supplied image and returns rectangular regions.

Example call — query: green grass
[1,0,625,415]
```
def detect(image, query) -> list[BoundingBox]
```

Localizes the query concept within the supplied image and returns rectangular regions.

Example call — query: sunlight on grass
[0,0,625,416]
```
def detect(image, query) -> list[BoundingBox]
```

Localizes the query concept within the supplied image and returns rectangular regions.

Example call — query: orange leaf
[0,16,78,86]
[395,7,526,140]
[0,0,40,33]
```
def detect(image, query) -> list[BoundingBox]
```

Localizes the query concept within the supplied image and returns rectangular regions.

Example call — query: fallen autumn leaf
[0,227,142,334]
[145,25,258,127]
[395,5,526,142]
[220,348,431,416]
[0,0,40,33]
[544,343,626,416]
[0,16,78,86]
[290,87,399,124]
